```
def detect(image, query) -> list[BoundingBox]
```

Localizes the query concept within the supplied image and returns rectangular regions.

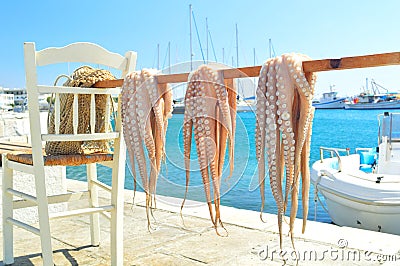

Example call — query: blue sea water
[67,109,387,224]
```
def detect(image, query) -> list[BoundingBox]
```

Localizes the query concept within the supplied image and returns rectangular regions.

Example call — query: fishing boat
[345,79,400,110]
[312,91,347,109]
[311,112,400,235]
[344,93,400,110]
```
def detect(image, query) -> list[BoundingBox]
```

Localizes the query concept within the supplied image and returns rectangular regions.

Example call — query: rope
[45,66,115,155]
[208,30,218,62]
[313,174,330,221]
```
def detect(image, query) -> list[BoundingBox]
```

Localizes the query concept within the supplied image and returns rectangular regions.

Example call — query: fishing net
[45,66,116,155]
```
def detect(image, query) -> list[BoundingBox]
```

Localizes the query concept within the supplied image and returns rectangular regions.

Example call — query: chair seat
[6,150,113,166]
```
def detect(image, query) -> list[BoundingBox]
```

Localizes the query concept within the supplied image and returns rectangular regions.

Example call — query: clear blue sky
[1,0,400,96]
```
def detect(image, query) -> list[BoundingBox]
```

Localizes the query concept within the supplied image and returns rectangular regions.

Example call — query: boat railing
[378,112,400,146]
[319,147,350,172]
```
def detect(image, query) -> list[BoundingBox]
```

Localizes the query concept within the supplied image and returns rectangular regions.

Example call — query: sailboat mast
[189,4,193,71]
[269,38,272,58]
[157,43,160,70]
[253,48,256,66]
[236,23,239,67]
[168,41,171,74]
[206,17,209,64]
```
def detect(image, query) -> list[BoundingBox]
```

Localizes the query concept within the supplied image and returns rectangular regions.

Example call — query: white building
[0,87,27,105]
[0,93,14,111]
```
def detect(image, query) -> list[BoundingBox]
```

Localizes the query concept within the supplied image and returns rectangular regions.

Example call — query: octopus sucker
[181,65,235,236]
[255,54,316,248]
[121,69,172,231]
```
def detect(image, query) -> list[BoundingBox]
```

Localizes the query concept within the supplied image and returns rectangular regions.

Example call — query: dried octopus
[255,53,316,248]
[181,65,236,235]
[121,69,173,230]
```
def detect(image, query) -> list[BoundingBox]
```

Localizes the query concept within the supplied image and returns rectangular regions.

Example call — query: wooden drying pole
[94,52,400,88]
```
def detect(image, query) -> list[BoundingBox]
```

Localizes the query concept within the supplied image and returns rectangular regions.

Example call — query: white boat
[311,112,400,235]
[236,98,255,112]
[312,91,347,109]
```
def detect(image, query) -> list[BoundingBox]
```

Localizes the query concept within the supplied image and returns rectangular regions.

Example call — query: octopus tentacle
[212,72,233,181]
[122,73,138,204]
[226,80,237,181]
[180,117,193,221]
[286,53,317,242]
[255,63,269,221]
[301,107,314,233]
[159,83,173,162]
[196,122,216,225]
[276,56,296,213]
[147,76,167,210]
[265,58,285,249]
[199,68,220,228]
[290,54,314,183]
[181,75,199,215]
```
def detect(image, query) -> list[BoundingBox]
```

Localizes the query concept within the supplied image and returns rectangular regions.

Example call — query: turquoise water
[67,109,386,224]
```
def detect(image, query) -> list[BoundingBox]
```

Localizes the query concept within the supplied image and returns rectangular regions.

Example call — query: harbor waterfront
[67,109,386,225]
[2,178,400,265]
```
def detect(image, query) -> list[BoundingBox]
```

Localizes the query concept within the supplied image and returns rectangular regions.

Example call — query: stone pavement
[1,179,400,265]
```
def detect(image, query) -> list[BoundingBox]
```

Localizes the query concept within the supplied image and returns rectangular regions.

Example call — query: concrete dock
[1,178,400,265]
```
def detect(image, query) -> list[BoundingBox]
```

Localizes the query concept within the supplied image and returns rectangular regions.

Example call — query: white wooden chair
[2,42,136,265]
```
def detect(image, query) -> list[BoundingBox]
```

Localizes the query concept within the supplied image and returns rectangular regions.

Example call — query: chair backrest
[23,42,137,166]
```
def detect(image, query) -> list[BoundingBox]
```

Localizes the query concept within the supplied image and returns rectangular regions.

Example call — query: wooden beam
[302,52,400,72]
[94,79,123,88]
[93,52,400,88]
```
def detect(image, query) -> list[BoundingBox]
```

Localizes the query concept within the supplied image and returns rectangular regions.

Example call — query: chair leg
[2,157,14,265]
[87,163,100,246]
[34,167,54,266]
[110,141,126,266]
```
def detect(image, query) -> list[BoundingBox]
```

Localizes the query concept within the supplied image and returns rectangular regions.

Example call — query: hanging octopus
[255,53,316,248]
[181,65,236,236]
[121,69,173,230]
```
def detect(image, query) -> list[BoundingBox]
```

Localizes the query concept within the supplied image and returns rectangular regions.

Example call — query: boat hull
[312,98,346,109]
[345,101,400,110]
[320,188,400,235]
[236,104,254,112]
[172,105,185,114]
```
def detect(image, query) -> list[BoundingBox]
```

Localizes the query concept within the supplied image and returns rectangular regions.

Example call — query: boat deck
[1,178,400,265]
